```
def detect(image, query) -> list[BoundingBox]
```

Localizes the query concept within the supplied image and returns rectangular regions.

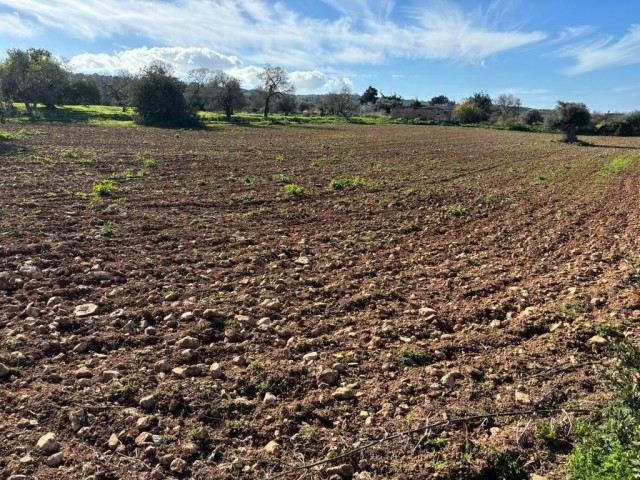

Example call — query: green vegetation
[329,176,376,191]
[596,154,638,180]
[399,347,430,366]
[283,183,308,196]
[447,204,468,216]
[92,179,115,197]
[567,340,640,479]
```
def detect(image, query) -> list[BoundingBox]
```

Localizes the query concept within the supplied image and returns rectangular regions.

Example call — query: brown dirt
[1,123,640,480]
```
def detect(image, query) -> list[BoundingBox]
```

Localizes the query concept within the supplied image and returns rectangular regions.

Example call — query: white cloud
[0,12,39,37]
[0,0,546,67]
[559,25,640,74]
[68,47,241,74]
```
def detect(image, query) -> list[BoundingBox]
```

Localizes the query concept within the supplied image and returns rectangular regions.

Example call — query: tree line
[1,47,639,141]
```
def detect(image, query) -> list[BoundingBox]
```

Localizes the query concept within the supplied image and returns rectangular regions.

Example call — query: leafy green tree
[430,95,450,105]
[0,48,70,115]
[258,65,295,119]
[377,93,403,113]
[62,78,101,105]
[547,101,591,143]
[360,86,378,104]
[209,72,245,119]
[521,109,543,125]
[276,93,297,115]
[129,63,196,126]
[453,100,486,123]
[468,91,493,118]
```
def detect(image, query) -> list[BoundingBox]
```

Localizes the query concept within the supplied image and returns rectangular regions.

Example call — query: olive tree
[547,101,591,143]
[0,48,70,115]
[495,93,522,118]
[257,65,294,118]
[324,84,355,117]
[208,71,245,119]
[129,63,196,126]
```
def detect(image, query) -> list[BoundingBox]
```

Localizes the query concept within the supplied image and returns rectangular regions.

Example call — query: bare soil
[1,123,640,480]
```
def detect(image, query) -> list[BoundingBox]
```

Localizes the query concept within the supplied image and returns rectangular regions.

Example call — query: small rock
[136,416,156,430]
[515,390,531,404]
[46,452,64,467]
[295,256,310,265]
[418,307,437,316]
[172,366,201,378]
[180,311,195,322]
[36,432,59,454]
[531,475,547,480]
[440,373,457,388]
[232,355,247,367]
[47,297,63,308]
[8,475,28,480]
[170,457,187,473]
[0,272,9,290]
[20,264,42,279]
[164,292,180,301]
[326,464,355,479]
[108,433,120,450]
[102,370,119,382]
[0,363,10,377]
[69,410,86,432]
[257,317,272,327]
[303,352,319,361]
[145,326,156,336]
[264,392,277,405]
[176,336,199,349]
[74,303,98,317]
[154,360,172,372]
[135,432,154,446]
[318,369,340,385]
[139,395,156,410]
[587,335,607,345]
[333,386,355,400]
[489,319,502,328]
[264,440,280,454]
[210,362,222,379]
[75,366,92,379]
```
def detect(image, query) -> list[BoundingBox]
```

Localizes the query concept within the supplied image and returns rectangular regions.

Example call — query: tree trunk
[564,124,577,143]
[264,96,270,119]
[225,106,232,120]
[24,102,33,116]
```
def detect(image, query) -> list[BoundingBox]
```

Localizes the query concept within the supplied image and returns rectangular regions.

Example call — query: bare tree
[495,93,522,118]
[257,65,294,118]
[325,84,355,117]
[186,68,213,109]
[102,70,133,111]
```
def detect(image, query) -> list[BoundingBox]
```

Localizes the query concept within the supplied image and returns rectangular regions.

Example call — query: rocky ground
[1,123,639,480]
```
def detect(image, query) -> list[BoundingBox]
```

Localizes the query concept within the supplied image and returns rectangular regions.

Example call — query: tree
[276,93,297,115]
[102,70,133,111]
[495,93,521,118]
[325,84,355,117]
[547,101,591,143]
[0,48,70,115]
[185,67,212,110]
[207,71,245,119]
[453,101,486,123]
[62,78,101,105]
[257,65,294,119]
[411,99,423,109]
[360,86,378,105]
[521,109,543,125]
[129,63,196,126]
[430,95,450,105]
[468,91,493,118]
[377,93,403,114]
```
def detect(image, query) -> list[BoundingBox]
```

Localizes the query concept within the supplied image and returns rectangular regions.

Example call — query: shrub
[453,101,487,123]
[92,180,115,197]
[329,176,375,190]
[283,183,307,196]
[521,109,543,125]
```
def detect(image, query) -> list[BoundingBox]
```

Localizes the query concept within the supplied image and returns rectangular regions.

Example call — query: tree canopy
[0,48,70,115]
[547,101,591,143]
[360,86,378,105]
[257,65,294,118]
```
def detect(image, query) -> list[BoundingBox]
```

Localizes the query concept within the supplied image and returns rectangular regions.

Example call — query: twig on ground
[264,407,592,480]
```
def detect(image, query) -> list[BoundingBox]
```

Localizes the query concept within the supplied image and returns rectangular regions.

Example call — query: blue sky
[0,0,639,111]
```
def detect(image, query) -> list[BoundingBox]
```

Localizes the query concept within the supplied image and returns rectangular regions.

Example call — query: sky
[0,0,639,111]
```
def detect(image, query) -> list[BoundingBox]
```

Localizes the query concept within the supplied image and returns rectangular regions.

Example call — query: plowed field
[1,123,640,479]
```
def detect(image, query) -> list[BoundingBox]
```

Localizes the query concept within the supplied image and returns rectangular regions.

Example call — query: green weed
[329,176,376,191]
[283,183,308,196]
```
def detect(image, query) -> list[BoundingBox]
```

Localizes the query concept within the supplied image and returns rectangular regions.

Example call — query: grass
[596,154,638,180]
[399,347,430,366]
[567,339,640,479]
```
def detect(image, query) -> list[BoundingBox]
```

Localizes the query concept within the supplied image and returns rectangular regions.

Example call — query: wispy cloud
[0,12,39,37]
[0,0,546,67]
[559,25,640,74]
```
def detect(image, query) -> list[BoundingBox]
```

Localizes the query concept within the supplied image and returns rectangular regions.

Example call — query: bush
[453,101,487,123]
[283,183,307,196]
[129,63,197,126]
[521,109,543,125]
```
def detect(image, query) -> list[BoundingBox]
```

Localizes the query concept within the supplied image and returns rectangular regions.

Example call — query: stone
[74,303,98,317]
[36,432,59,454]
[69,410,86,432]
[172,366,201,378]
[8,476,28,480]
[332,386,355,400]
[210,362,223,379]
[20,264,42,279]
[75,366,92,379]
[515,391,531,404]
[264,440,280,454]
[0,272,9,290]
[489,319,502,328]
[154,360,172,372]
[176,336,199,349]
[102,370,119,382]
[136,416,155,430]
[440,373,457,388]
[164,292,180,301]
[295,256,310,265]
[531,475,547,480]
[170,457,187,473]
[318,369,340,385]
[257,317,272,327]
[0,363,10,377]
[418,307,437,316]
[232,355,247,367]
[180,311,195,322]
[108,433,120,450]
[303,352,319,361]
[47,297,63,308]
[264,392,277,405]
[139,395,156,410]
[326,464,355,479]
[135,432,154,446]
[588,335,607,345]
[46,452,64,467]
